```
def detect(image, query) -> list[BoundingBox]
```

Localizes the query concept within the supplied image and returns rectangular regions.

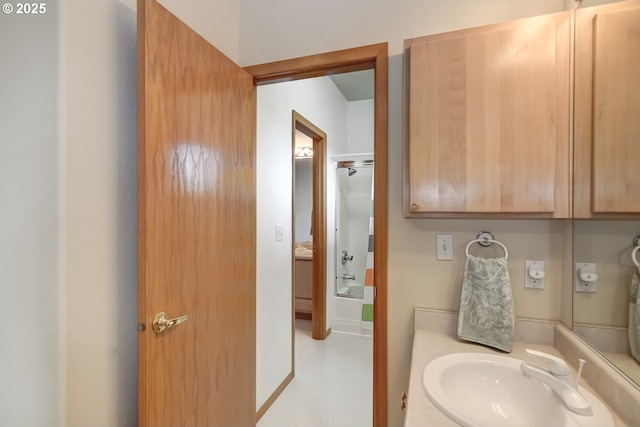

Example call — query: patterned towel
[457,254,514,352]
[630,269,640,363]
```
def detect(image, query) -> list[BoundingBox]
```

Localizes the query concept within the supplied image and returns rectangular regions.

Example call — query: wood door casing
[138,1,256,426]
[293,111,327,341]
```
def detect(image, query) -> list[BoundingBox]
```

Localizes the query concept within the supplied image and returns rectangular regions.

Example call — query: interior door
[137,1,256,426]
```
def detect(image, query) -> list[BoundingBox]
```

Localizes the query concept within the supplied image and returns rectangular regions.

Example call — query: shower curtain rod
[336,159,374,168]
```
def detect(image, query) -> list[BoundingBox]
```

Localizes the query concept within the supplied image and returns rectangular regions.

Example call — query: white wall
[59,0,139,423]
[0,5,59,426]
[336,166,374,286]
[574,220,640,328]
[256,76,349,409]
[339,100,375,286]
[240,1,569,425]
[239,0,565,66]
[27,0,239,425]
[347,100,375,154]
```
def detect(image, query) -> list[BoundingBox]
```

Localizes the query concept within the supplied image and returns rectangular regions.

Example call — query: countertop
[404,308,627,427]
[294,243,313,260]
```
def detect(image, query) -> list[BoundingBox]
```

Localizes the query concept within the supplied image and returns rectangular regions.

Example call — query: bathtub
[336,282,365,298]
[332,284,373,337]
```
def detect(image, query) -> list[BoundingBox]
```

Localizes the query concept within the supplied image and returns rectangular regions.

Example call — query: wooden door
[138,1,256,426]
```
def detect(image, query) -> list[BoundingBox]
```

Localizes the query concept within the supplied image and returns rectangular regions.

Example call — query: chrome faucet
[520,349,592,416]
[341,250,354,265]
[342,274,356,280]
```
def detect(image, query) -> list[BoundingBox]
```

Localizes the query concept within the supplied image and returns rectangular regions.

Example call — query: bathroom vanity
[404,308,635,427]
[294,244,313,318]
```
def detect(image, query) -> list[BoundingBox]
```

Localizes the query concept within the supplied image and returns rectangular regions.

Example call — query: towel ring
[465,239,509,259]
[632,245,640,268]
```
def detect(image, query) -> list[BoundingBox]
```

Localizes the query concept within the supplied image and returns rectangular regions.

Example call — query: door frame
[292,111,328,341]
[245,42,388,426]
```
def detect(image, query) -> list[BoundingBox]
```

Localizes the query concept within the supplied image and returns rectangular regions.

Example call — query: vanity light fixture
[295,147,313,158]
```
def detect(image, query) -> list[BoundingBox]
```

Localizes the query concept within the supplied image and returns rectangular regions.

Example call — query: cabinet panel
[294,258,313,306]
[294,257,313,319]
[574,0,640,218]
[404,12,570,217]
[592,7,640,213]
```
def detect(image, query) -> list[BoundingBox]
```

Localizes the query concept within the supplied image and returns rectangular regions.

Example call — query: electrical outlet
[524,260,545,289]
[575,262,597,292]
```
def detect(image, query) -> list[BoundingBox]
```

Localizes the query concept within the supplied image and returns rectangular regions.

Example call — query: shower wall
[333,161,374,336]
[335,164,374,296]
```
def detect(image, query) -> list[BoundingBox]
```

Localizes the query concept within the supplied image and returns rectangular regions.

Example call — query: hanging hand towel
[457,254,515,352]
[629,268,640,363]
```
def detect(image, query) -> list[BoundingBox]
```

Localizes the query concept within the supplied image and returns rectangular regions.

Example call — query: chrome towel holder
[632,234,640,268]
[465,231,509,259]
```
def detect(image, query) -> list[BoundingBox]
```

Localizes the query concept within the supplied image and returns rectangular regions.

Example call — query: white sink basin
[422,353,614,427]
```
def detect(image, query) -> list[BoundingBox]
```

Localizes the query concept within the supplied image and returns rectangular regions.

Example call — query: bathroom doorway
[262,72,374,425]
[247,43,388,424]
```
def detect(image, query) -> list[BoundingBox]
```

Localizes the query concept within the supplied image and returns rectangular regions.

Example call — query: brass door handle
[152,312,188,333]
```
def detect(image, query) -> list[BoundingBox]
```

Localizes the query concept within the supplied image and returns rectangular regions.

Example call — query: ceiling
[329,69,375,101]
[295,69,375,149]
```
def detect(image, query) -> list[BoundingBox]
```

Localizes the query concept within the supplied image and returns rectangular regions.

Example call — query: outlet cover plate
[575,262,597,292]
[525,260,545,289]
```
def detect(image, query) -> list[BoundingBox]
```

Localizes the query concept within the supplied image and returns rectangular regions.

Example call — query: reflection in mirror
[571,0,640,393]
[573,220,640,388]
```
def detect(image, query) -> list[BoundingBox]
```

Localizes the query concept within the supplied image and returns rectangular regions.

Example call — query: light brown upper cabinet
[403,12,571,217]
[574,0,640,218]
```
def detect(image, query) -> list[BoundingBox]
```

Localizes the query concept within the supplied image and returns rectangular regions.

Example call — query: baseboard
[255,370,294,422]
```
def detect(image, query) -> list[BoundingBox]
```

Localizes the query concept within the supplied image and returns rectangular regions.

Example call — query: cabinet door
[294,259,313,300]
[574,0,640,218]
[404,12,571,217]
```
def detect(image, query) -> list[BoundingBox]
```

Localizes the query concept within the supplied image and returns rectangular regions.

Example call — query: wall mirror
[573,221,640,388]
[571,0,640,390]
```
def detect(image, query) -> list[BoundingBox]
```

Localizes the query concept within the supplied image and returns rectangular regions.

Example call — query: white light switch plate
[436,234,453,260]
[275,224,284,241]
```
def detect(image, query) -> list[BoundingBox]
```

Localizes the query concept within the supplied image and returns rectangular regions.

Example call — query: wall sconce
[295,147,313,158]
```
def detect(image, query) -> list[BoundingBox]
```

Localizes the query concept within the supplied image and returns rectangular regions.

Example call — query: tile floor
[257,319,373,427]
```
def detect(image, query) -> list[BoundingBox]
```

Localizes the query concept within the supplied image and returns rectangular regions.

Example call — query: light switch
[275,224,284,241]
[436,234,453,260]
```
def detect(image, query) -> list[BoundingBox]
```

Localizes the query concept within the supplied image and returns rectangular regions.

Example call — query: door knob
[152,312,188,333]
